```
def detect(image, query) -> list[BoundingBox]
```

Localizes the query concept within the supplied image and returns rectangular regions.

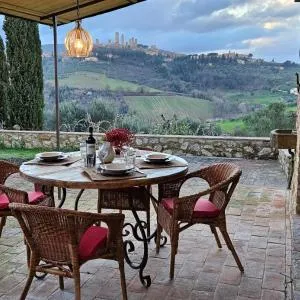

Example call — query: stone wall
[278,149,292,180]
[0,130,276,159]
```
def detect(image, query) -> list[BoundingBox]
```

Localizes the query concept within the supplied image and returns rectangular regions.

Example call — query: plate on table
[36,152,68,162]
[98,163,135,175]
[144,153,173,164]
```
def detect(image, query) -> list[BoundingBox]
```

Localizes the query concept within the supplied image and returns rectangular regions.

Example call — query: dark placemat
[24,156,81,166]
[84,168,146,181]
[135,158,188,169]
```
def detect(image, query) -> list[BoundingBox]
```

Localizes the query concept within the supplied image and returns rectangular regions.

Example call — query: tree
[4,17,44,130]
[243,102,296,136]
[0,35,8,124]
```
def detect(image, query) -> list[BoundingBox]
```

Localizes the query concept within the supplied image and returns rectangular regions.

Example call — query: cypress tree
[3,17,44,130]
[0,35,8,125]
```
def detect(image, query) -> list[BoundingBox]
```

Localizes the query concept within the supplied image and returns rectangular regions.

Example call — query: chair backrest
[0,160,19,184]
[10,203,123,264]
[204,163,241,211]
[11,204,77,264]
[0,184,29,204]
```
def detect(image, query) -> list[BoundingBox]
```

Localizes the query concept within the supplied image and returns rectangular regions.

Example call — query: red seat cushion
[0,193,9,210]
[79,226,108,261]
[0,191,46,210]
[162,198,220,218]
[27,191,46,204]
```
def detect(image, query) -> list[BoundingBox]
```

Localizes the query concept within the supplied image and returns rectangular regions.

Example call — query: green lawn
[47,71,159,92]
[124,95,214,122]
[0,148,42,160]
[217,119,246,133]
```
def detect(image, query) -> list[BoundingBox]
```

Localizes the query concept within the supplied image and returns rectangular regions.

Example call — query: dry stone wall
[0,130,276,160]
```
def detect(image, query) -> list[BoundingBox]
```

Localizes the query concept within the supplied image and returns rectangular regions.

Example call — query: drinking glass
[125,147,136,168]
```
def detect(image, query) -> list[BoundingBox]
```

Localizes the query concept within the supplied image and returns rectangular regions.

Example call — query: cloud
[1,0,300,62]
[242,37,276,48]
[263,21,287,30]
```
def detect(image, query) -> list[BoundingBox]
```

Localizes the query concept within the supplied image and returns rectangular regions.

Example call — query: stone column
[292,94,300,213]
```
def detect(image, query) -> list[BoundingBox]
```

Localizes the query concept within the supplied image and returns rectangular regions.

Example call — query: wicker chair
[10,203,127,300]
[0,160,54,237]
[156,162,244,279]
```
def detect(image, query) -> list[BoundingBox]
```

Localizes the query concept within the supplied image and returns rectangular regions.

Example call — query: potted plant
[104,128,135,155]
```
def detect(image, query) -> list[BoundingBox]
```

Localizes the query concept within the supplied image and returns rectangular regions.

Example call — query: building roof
[0,0,145,26]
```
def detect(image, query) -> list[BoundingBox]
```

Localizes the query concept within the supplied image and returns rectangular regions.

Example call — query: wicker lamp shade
[65,20,93,57]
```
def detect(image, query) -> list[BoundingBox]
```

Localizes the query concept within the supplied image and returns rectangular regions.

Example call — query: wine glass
[98,146,108,167]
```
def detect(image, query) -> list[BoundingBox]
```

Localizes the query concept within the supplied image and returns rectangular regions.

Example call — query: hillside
[42,46,298,135]
[46,71,159,92]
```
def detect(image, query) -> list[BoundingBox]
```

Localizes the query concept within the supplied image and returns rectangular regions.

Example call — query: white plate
[36,152,67,162]
[144,153,172,163]
[99,163,134,175]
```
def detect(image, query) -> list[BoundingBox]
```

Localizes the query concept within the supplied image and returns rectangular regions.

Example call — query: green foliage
[4,17,44,130]
[59,100,116,132]
[113,113,151,133]
[0,35,8,124]
[89,100,115,127]
[243,102,296,136]
[152,115,222,136]
[60,101,86,132]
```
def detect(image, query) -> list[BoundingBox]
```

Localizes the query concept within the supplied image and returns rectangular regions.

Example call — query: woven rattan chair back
[0,161,22,237]
[15,205,74,263]
[0,160,19,184]
[205,163,241,211]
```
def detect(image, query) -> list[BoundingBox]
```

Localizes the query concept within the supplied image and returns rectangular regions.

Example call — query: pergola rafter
[0,0,145,25]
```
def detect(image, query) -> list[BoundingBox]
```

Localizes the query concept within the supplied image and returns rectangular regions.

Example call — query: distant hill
[42,46,299,94]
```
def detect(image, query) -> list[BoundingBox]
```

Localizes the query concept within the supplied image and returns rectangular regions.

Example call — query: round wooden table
[19,154,188,190]
[19,153,188,287]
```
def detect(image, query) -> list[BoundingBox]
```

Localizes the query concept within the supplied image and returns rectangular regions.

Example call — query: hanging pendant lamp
[64,0,93,57]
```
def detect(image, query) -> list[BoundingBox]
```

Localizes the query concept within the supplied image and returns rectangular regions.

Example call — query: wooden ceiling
[0,0,145,26]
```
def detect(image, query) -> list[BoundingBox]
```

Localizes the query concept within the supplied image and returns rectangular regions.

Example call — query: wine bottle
[86,126,96,167]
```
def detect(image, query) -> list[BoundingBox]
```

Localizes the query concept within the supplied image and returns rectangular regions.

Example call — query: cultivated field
[124,95,214,122]
[47,71,159,92]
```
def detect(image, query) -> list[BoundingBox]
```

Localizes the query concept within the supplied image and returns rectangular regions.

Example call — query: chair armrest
[165,177,234,221]
[0,184,29,204]
[158,166,212,200]
[0,160,19,184]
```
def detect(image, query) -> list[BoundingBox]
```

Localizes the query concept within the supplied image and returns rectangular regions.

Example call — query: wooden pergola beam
[0,0,145,26]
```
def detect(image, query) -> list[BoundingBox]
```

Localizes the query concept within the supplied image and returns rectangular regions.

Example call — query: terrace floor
[0,156,294,300]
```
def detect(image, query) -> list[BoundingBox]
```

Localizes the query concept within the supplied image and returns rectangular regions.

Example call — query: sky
[1,0,300,62]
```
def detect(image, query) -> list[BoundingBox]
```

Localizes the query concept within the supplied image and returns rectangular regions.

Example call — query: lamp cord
[76,0,79,20]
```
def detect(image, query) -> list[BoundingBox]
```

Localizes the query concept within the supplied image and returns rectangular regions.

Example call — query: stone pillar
[292,94,300,213]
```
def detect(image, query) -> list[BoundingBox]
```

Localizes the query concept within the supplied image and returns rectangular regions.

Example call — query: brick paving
[0,157,292,299]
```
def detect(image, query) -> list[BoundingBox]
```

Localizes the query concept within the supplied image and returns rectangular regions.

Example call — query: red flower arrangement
[104,128,134,149]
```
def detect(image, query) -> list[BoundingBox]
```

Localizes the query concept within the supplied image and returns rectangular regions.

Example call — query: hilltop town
[42,31,268,64]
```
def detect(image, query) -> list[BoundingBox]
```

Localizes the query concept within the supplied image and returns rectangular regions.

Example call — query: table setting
[23,151,81,166]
